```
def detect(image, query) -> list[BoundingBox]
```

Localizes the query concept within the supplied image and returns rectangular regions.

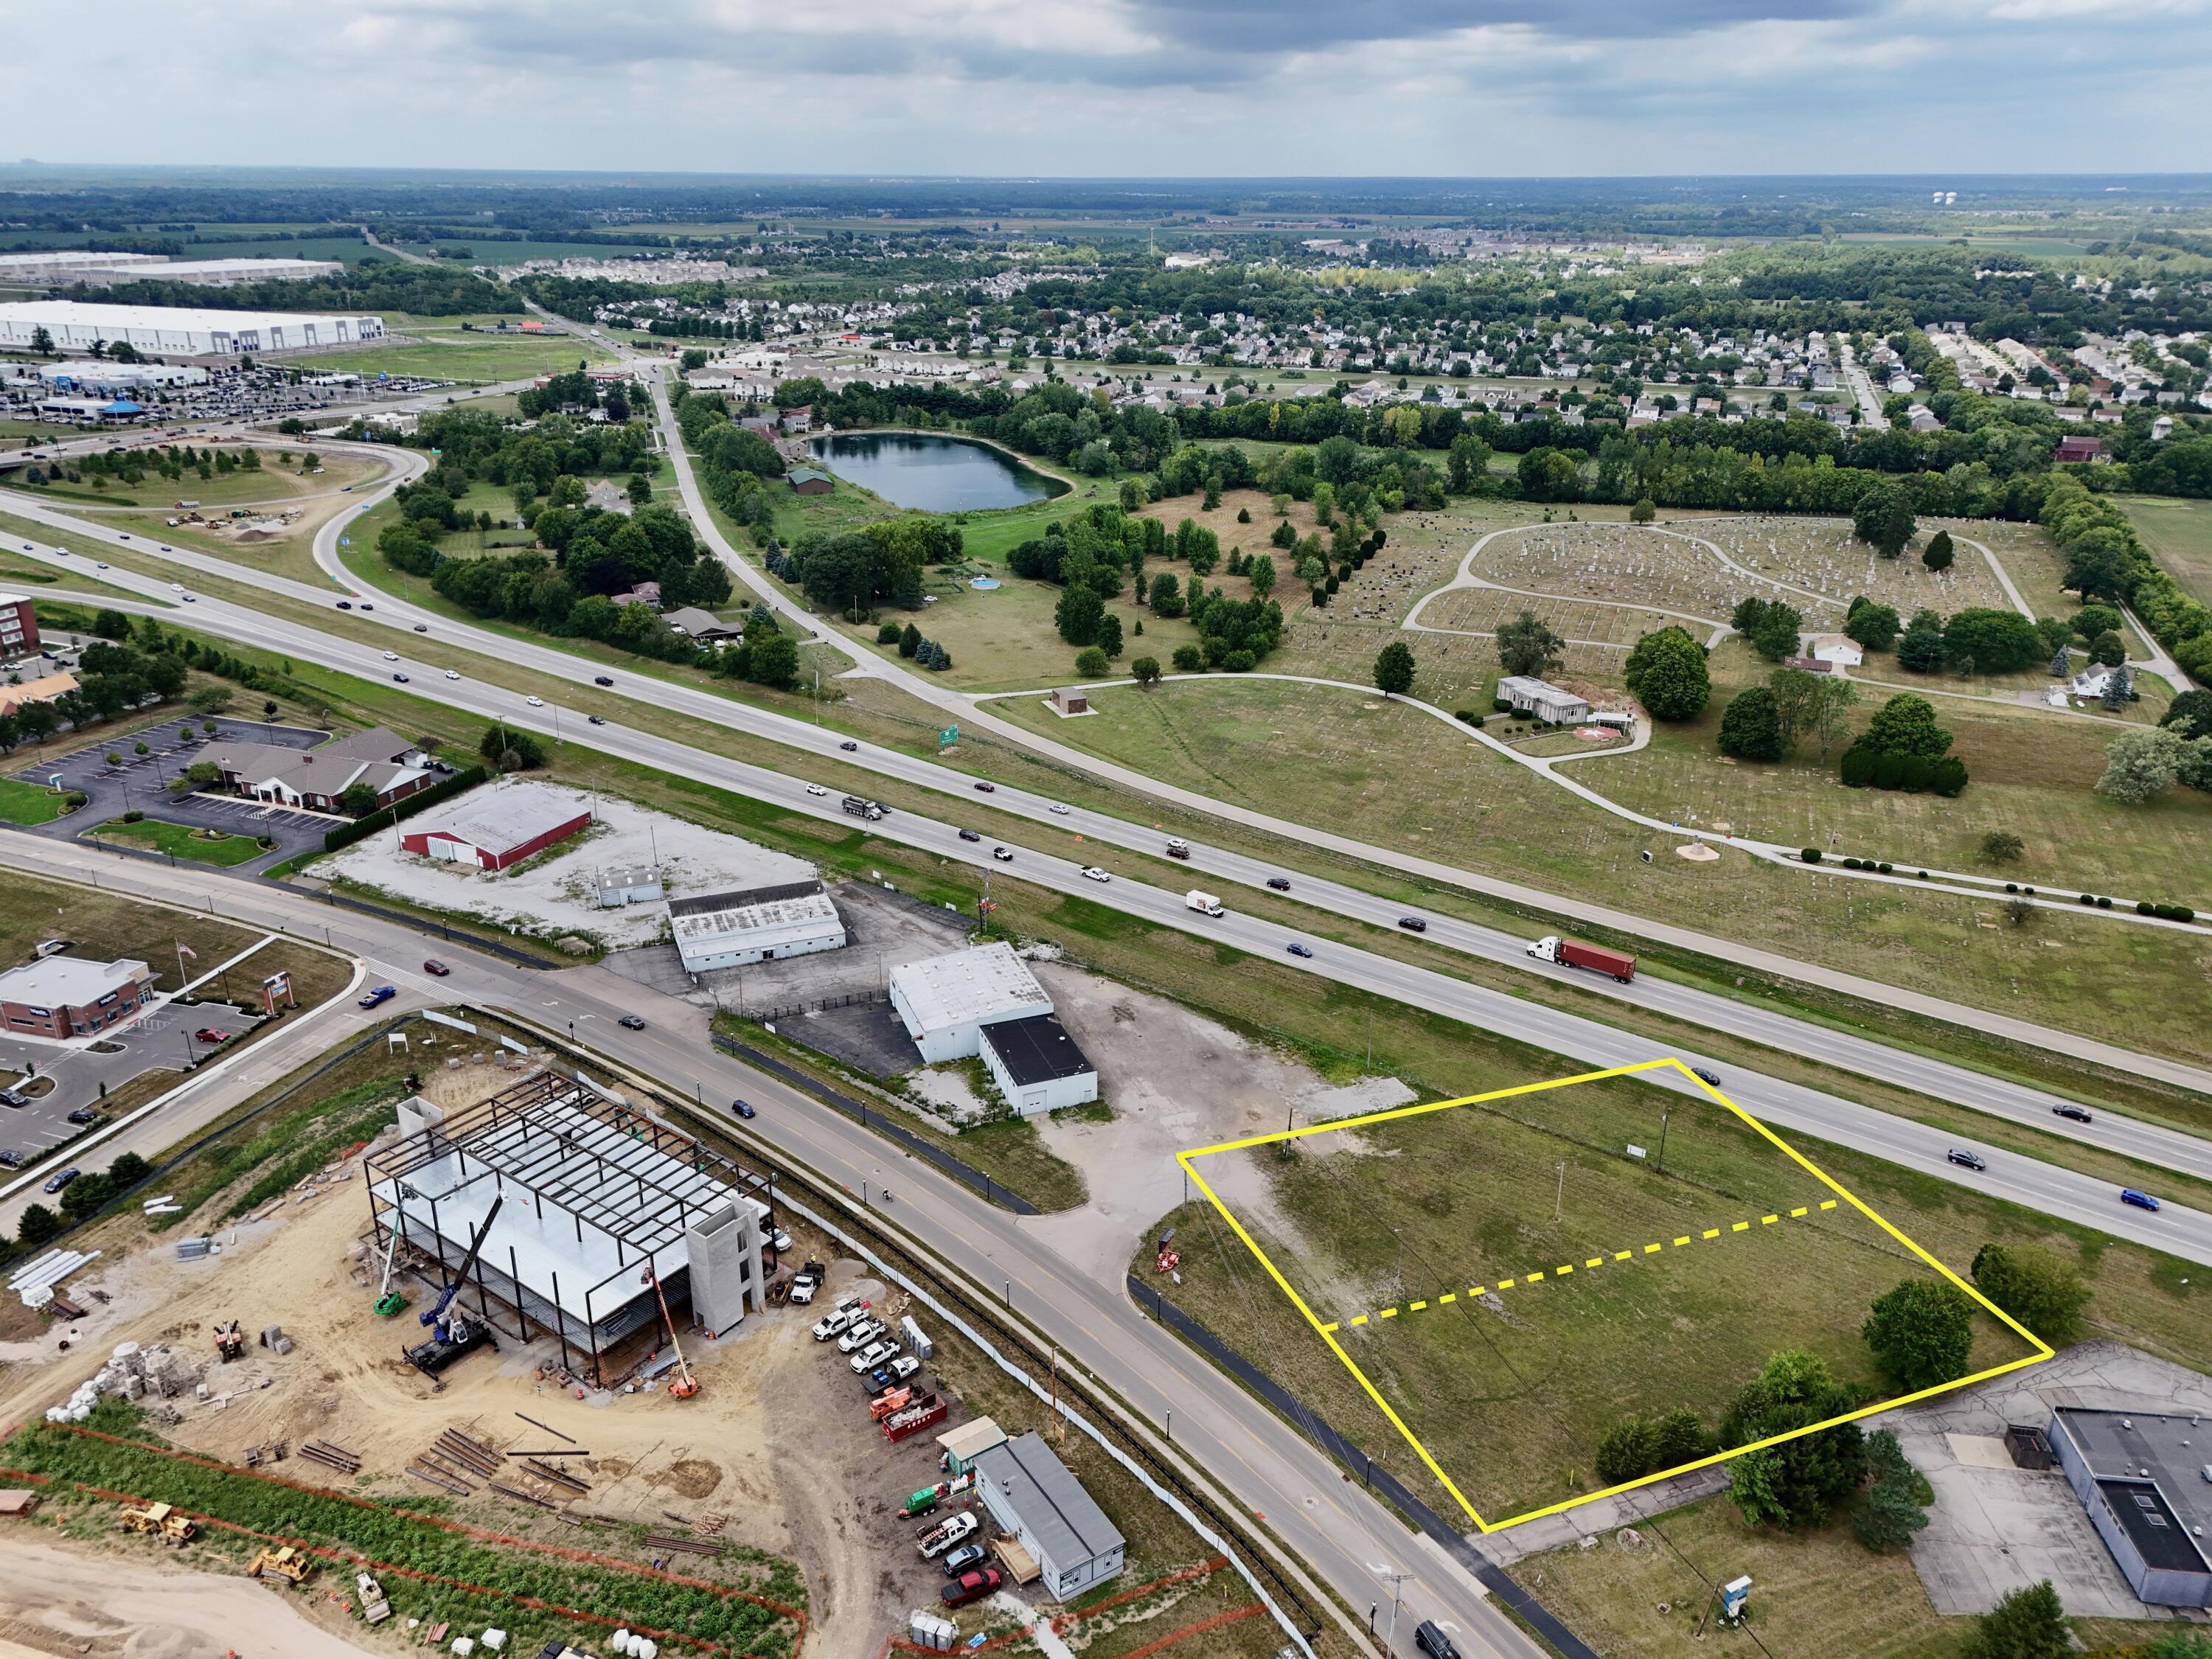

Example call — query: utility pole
[1554,1159,1566,1224]
[1383,1571,1411,1657]
[1656,1108,1672,1176]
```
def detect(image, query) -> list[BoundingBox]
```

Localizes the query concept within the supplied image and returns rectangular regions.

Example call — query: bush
[1074,646,1110,677]
[122,809,144,824]
[2096,895,2111,908]
[2080,893,2096,905]
[1802,848,1821,863]
[1455,711,1484,726]
[1877,863,1893,874]
[1222,650,1255,672]
[876,622,902,644]
[1170,644,1206,673]
[2138,900,2155,915]
[1493,697,1514,714]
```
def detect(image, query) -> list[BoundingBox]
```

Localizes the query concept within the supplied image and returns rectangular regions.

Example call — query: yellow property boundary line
[1175,1057,2054,1534]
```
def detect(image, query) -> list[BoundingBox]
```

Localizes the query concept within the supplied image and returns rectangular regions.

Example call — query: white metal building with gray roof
[971,1431,1125,1600]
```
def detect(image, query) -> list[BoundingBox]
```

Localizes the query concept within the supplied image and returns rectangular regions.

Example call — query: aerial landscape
[4,8,2212,1659]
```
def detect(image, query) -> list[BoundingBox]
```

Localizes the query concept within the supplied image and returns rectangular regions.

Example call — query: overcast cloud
[14,0,2210,175]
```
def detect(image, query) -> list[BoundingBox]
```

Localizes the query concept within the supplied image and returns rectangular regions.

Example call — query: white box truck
[1185,890,1225,917]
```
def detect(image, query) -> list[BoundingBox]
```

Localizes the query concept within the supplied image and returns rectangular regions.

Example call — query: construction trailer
[363,1072,773,1388]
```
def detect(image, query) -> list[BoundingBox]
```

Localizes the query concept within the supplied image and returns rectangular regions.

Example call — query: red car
[423,959,451,977]
[941,1567,1002,1608]
[192,1027,232,1044]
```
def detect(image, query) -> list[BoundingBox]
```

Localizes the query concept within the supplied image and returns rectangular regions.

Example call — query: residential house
[207,726,434,813]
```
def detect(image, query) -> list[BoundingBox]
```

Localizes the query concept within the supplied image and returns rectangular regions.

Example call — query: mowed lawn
[1183,1079,2035,1524]
[291,333,610,385]
[84,815,268,866]
[989,675,2212,1067]
[2126,494,2212,608]
[0,778,68,824]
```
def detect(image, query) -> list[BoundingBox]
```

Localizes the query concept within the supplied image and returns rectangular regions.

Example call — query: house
[611,580,663,610]
[2071,664,2129,700]
[971,1433,1126,1601]
[2046,1405,2212,1607]
[1495,675,1591,725]
[1804,633,1865,669]
[397,780,594,872]
[2054,435,2105,465]
[664,606,742,643]
[0,954,156,1040]
[779,406,814,434]
[209,726,434,813]
[787,467,832,495]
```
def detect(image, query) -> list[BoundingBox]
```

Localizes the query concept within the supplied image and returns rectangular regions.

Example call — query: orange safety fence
[7,1424,809,1654]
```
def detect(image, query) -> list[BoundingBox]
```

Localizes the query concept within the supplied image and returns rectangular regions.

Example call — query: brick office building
[0,956,156,1040]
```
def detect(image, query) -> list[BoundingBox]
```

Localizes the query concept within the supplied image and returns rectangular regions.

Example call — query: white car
[835,1317,887,1353]
[770,1226,794,1253]
[381,650,399,661]
[1049,803,1071,815]
[805,784,828,797]
[811,1307,859,1342]
[526,695,545,707]
[444,669,461,681]
[1081,866,1110,883]
[992,846,1013,862]
[170,583,184,593]
[847,1339,900,1374]
[96,562,108,569]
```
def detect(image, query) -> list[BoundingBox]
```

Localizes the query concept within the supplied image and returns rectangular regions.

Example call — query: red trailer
[1528,935,1637,982]
[884,1394,948,1442]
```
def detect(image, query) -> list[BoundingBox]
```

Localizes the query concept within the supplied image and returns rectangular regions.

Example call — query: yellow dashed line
[1337,1200,1834,1327]
[1321,1322,1340,1333]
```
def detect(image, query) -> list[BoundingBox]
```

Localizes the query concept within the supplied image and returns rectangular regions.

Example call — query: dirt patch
[662,1458,723,1498]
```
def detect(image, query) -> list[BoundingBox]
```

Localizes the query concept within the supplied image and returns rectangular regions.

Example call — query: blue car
[732,1099,756,1119]
[2121,1189,2161,1212]
[358,984,397,1009]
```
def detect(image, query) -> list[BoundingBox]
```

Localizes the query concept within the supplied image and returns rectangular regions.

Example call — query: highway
[7,479,2212,1199]
[0,835,1528,1659]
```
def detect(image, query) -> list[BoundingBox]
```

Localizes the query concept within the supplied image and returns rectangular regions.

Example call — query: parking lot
[9,714,335,873]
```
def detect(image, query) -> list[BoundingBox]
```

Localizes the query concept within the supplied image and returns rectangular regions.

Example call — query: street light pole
[1656,1108,1672,1175]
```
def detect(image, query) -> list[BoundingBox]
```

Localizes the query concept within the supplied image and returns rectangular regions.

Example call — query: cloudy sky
[22,0,2212,175]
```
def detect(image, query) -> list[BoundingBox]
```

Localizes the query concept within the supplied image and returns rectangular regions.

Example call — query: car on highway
[337,599,352,609]
[413,622,428,632]
[382,650,399,661]
[360,602,373,611]
[2121,1188,2162,1212]
[586,714,603,724]
[958,828,981,842]
[1691,1067,1722,1088]
[942,1568,1002,1608]
[44,1166,80,1195]
[1397,917,1427,932]
[183,593,196,602]
[2053,1104,2093,1124]
[848,1338,900,1374]
[1286,942,1315,959]
[973,780,995,792]
[992,846,1013,861]
[732,1099,755,1119]
[594,675,613,686]
[1947,1149,1987,1171]
[526,695,544,707]
[619,1015,646,1030]
[1266,876,1292,891]
[1081,866,1110,882]
[941,1543,987,1576]
[392,672,409,682]
[445,669,461,680]
[839,740,858,751]
[159,543,172,552]
[1049,803,1070,815]
[359,985,397,1009]
[422,960,451,977]
[806,784,828,796]
[192,1026,232,1044]
[96,561,108,569]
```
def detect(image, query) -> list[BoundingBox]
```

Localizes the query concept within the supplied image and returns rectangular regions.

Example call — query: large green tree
[1861,694,1952,758]
[1722,1351,1866,1528]
[1495,610,1567,679]
[1717,687,1785,761]
[1863,1279,1977,1392]
[1970,1244,2090,1346]
[1373,641,1416,697]
[1853,480,1917,558]
[1624,625,1711,721]
[1960,1582,2070,1659]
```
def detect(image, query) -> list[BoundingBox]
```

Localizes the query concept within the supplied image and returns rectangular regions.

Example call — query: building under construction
[364,1071,768,1385]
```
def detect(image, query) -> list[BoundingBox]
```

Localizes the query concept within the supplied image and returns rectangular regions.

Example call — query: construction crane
[642,1265,698,1399]
[372,1220,407,1317]
[403,1195,503,1375]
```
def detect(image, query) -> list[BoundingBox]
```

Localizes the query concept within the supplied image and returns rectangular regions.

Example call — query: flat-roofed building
[972,1432,1126,1601]
[0,594,38,659]
[2048,1404,2212,1607]
[978,1012,1097,1115]
[668,880,846,973]
[0,955,156,1040]
[888,942,1051,1065]
[0,251,169,282]
[1496,675,1592,725]
[0,300,383,358]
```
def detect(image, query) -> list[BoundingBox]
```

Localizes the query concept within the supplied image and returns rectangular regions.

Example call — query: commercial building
[0,955,156,1041]
[978,1012,1097,1115]
[0,251,169,282]
[1495,675,1592,725]
[668,880,846,974]
[36,361,208,395]
[0,671,76,716]
[364,1071,773,1385]
[0,300,384,358]
[96,258,344,286]
[888,942,1052,1065]
[972,1432,1126,1600]
[209,725,433,813]
[398,780,594,872]
[2047,1405,2212,1607]
[0,594,39,659]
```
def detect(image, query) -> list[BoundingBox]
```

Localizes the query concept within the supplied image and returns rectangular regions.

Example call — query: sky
[20,0,2212,176]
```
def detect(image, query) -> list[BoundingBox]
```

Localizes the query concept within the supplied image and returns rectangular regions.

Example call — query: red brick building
[397,780,594,872]
[0,955,156,1040]
[0,594,40,661]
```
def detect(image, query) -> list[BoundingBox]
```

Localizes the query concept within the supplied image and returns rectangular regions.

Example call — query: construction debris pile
[10,1246,101,1311]
[45,1340,206,1423]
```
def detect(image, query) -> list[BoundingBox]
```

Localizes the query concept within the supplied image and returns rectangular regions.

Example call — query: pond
[807,432,1065,513]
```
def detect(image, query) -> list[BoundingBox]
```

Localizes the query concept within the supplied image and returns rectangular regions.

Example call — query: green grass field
[84,814,268,866]
[2125,494,2212,608]
[291,333,610,385]
[0,778,66,824]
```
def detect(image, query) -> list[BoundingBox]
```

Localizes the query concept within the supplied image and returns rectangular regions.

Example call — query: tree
[1863,1279,1976,1392]
[1921,529,1955,572]
[1097,612,1124,660]
[108,1151,151,1187]
[1373,641,1416,698]
[1718,688,1785,761]
[28,324,53,356]
[1595,1417,1660,1485]
[1247,554,1276,599]
[1624,626,1711,721]
[1971,1244,2091,1346]
[2088,628,2126,668]
[1852,481,1916,558]
[1862,694,1952,758]
[1650,1408,1711,1471]
[1844,597,1902,653]
[1959,1582,2070,1659]
[1722,1350,1866,1528]
[2070,603,2124,641]
[1130,655,1162,688]
[336,782,380,818]
[1732,597,1804,661]
[1147,571,1186,618]
[1055,582,1105,647]
[1074,646,1110,677]
[92,608,133,640]
[14,1203,62,1247]
[745,629,799,689]
[1767,668,1857,759]
[1171,644,1205,672]
[1979,830,2025,865]
[1853,1430,1931,1553]
[1495,610,1565,679]
[479,724,546,771]
[2095,726,2210,804]
[2160,688,2212,740]
[1630,498,1657,524]
[1895,610,1947,672]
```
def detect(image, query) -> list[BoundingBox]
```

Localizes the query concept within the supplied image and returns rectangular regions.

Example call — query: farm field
[2125,494,2212,609]
[987,676,2212,1062]
[1182,1070,2040,1526]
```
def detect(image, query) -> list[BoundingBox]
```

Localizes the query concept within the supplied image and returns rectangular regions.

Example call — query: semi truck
[1185,890,1225,917]
[1526,936,1637,982]
[841,796,886,821]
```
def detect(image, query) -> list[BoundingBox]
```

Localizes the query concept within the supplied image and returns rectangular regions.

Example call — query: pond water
[808,432,1064,513]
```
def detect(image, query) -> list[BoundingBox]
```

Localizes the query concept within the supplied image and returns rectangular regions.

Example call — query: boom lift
[642,1265,698,1399]
[403,1195,504,1375]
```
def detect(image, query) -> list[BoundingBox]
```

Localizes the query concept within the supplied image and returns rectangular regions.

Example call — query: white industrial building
[0,299,383,358]
[888,942,1051,1064]
[0,251,170,282]
[977,1011,1098,1115]
[0,252,339,286]
[1496,675,1592,725]
[668,880,846,973]
[973,1432,1126,1600]
[34,361,208,394]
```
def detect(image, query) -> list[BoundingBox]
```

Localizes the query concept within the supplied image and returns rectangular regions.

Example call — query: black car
[588,714,605,725]
[959,828,982,842]
[1691,1067,1722,1088]
[732,1099,756,1119]
[0,1150,22,1170]
[974,780,995,792]
[839,740,859,751]
[1397,917,1427,932]
[594,675,614,686]
[619,1015,647,1031]
[1416,1622,1463,1659]
[1287,942,1314,959]
[66,1107,99,1124]
[2053,1104,2093,1124]
[336,599,352,610]
[44,1166,80,1194]
[1266,877,1292,891]
[1947,1149,1988,1172]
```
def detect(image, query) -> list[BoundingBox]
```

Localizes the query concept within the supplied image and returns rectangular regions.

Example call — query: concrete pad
[1947,1433,2017,1471]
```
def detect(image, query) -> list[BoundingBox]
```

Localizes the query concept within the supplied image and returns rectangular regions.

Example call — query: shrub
[1222,650,1255,672]
[876,622,902,644]
[2006,883,2020,894]
[1493,697,1514,714]
[1170,644,1206,673]
[122,809,144,824]
[2138,900,2155,915]
[1455,711,1484,726]
[1074,647,1110,677]
[2096,896,2112,908]
[1878,863,1893,874]
[1801,848,1821,863]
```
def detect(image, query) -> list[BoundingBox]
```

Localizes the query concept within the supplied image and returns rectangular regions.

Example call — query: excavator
[403,1195,503,1376]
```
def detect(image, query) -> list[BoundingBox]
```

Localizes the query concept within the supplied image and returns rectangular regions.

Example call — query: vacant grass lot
[291,333,609,385]
[2125,494,2212,608]
[990,676,2212,1065]
[1186,1077,2037,1524]
[83,815,267,866]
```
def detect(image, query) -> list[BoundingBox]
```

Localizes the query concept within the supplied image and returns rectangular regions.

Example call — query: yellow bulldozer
[246,1545,313,1586]
[118,1501,197,1545]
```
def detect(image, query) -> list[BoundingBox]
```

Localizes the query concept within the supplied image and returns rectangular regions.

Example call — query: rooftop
[0,299,381,333]
[890,942,1050,1034]
[982,1012,1095,1088]
[408,779,594,855]
[2053,1405,2212,1578]
[668,880,839,945]
[975,1432,1124,1568]
[0,955,151,1006]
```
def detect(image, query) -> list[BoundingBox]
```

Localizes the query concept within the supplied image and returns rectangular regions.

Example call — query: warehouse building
[0,955,156,1041]
[972,1433,1126,1600]
[0,251,170,282]
[0,299,383,358]
[398,780,594,872]
[365,1071,773,1384]
[888,942,1053,1065]
[2047,1405,2212,1607]
[89,257,344,286]
[978,1012,1097,1115]
[669,880,846,973]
